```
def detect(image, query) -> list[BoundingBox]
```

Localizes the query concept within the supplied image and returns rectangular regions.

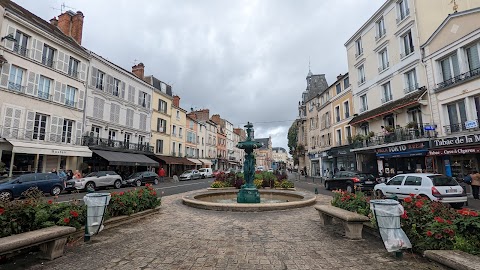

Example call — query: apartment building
[255,137,272,170]
[0,2,92,176]
[233,127,246,169]
[345,0,480,175]
[211,114,227,170]
[422,8,480,177]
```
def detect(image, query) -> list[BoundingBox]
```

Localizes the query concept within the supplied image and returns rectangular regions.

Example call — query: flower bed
[210,171,294,189]
[331,191,480,255]
[0,185,161,238]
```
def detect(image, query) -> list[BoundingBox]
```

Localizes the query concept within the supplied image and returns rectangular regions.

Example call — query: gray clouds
[15,0,385,153]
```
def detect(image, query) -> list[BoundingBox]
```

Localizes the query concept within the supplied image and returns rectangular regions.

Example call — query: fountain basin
[182,189,316,212]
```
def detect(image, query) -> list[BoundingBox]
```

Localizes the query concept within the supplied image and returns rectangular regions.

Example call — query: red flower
[426,231,433,237]
[119,192,124,196]
[415,201,424,208]
[70,210,79,218]
[63,218,70,224]
[404,197,412,203]
[446,220,453,225]
[470,211,479,217]
[434,233,443,239]
[434,217,444,223]
[0,208,4,215]
[48,200,53,205]
[401,211,408,219]
[409,193,415,198]
[150,191,157,196]
[416,195,422,199]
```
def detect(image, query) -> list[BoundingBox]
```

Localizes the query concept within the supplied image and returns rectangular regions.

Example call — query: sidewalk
[17,191,446,270]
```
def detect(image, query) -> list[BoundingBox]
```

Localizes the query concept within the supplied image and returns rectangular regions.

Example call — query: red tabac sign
[428,147,480,156]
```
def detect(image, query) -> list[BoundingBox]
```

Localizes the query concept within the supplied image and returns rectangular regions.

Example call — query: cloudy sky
[15,0,385,153]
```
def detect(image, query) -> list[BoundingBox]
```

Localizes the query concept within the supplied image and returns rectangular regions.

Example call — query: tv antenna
[50,2,75,13]
[450,0,459,12]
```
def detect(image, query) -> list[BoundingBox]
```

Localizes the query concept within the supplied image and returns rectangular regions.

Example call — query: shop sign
[52,150,67,155]
[375,142,427,154]
[465,120,479,129]
[432,133,480,147]
[428,147,480,156]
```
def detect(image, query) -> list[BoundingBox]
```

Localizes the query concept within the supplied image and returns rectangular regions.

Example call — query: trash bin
[83,193,111,239]
[370,199,411,253]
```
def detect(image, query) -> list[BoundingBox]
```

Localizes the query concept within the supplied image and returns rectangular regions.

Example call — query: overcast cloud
[15,0,385,154]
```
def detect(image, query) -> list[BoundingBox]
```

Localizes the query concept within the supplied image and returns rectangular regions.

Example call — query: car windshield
[428,175,458,186]
[85,172,97,177]
[183,170,193,174]
[129,172,143,178]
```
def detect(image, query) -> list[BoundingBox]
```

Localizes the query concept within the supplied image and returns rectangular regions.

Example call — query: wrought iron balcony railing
[41,56,55,68]
[0,125,82,145]
[8,82,26,93]
[352,123,433,149]
[13,43,28,57]
[82,135,153,153]
[404,83,419,94]
[444,119,479,135]
[435,67,480,92]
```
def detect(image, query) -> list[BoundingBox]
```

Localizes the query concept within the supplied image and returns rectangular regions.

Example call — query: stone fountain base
[237,187,260,203]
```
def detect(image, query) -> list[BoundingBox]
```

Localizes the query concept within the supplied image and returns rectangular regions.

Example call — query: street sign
[465,120,478,129]
[424,125,436,131]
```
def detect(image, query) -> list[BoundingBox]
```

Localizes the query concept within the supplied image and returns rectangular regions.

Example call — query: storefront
[308,152,321,177]
[375,142,429,176]
[428,133,480,178]
[154,155,195,177]
[329,146,356,172]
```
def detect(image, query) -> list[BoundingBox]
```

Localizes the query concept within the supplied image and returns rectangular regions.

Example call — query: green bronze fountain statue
[236,122,263,203]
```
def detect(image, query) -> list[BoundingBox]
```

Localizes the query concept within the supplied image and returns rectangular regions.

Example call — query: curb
[424,250,480,270]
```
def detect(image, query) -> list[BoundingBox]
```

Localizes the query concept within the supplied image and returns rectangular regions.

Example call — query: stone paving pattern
[24,191,446,270]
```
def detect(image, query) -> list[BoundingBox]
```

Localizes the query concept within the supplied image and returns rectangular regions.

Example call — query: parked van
[199,168,213,178]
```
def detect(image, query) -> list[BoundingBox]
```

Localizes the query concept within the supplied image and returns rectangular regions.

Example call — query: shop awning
[187,158,202,165]
[198,159,213,166]
[156,155,194,165]
[376,149,428,159]
[6,139,92,157]
[93,150,158,166]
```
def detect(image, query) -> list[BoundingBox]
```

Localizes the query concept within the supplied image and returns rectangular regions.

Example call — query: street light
[1,34,16,42]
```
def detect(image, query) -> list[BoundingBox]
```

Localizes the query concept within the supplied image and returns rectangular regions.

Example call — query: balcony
[375,29,386,41]
[41,56,55,68]
[65,99,76,108]
[8,82,26,93]
[404,83,419,94]
[82,135,153,153]
[0,125,82,145]
[68,70,79,79]
[381,94,393,104]
[359,106,368,113]
[444,119,479,135]
[38,91,52,101]
[351,123,433,149]
[357,77,366,86]
[378,62,389,73]
[396,9,410,24]
[13,43,28,57]
[400,48,414,59]
[435,67,480,92]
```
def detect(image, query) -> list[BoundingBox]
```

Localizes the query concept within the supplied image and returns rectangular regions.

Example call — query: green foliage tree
[287,122,299,165]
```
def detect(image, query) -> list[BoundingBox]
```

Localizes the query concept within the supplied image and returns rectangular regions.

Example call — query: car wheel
[135,180,142,187]
[153,178,159,185]
[85,181,96,191]
[50,185,62,196]
[346,185,354,193]
[0,190,13,201]
[450,202,464,209]
[376,190,384,198]
[325,182,330,190]
[114,180,122,189]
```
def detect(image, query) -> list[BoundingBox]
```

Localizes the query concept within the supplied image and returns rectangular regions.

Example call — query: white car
[198,168,213,178]
[66,171,123,191]
[374,173,467,208]
[179,170,201,181]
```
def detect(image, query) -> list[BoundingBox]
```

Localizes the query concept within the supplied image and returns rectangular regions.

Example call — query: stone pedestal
[237,187,260,203]
[39,238,68,260]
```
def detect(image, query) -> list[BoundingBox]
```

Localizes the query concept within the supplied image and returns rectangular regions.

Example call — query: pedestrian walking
[66,170,73,180]
[50,168,57,174]
[471,171,480,200]
[158,167,166,182]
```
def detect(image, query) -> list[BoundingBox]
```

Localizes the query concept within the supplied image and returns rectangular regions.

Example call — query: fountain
[182,122,316,211]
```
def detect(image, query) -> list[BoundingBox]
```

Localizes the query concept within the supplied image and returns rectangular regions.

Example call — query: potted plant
[367,131,375,138]
[406,121,418,129]
[385,126,394,133]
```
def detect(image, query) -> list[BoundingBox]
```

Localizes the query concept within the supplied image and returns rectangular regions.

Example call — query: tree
[287,122,299,165]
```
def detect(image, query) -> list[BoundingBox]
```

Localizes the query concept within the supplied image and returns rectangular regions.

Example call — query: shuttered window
[93,97,105,119]
[466,44,480,71]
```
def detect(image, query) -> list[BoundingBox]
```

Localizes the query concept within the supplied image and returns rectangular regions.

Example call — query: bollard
[315,187,318,194]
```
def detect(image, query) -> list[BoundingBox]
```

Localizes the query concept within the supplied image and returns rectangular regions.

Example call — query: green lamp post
[237,122,263,203]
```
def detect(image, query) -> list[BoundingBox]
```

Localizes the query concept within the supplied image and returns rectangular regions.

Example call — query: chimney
[173,95,180,107]
[50,17,58,26]
[336,74,343,80]
[211,114,221,125]
[56,10,84,44]
[132,63,145,79]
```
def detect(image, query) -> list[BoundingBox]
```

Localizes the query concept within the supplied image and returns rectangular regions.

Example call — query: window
[384,114,395,128]
[381,82,392,103]
[335,106,340,122]
[42,45,55,68]
[404,69,417,93]
[335,83,341,95]
[343,77,350,88]
[176,110,180,119]
[379,49,389,71]
[344,101,350,118]
[360,94,368,112]
[376,17,386,39]
[8,65,24,92]
[447,100,467,133]
[124,133,131,145]
[68,57,79,78]
[38,76,52,100]
[90,125,101,137]
[179,127,183,138]
[189,120,194,129]
[346,126,352,141]
[126,109,134,127]
[387,176,404,185]
[62,119,73,143]
[466,44,480,71]
[357,65,365,85]
[408,107,423,126]
[13,30,28,57]
[158,99,167,113]
[440,53,460,82]
[401,31,414,58]
[156,139,164,154]
[96,70,105,90]
[172,125,177,136]
[110,103,120,123]
[157,118,167,133]
[138,135,145,145]
[404,176,422,186]
[336,129,342,146]
[361,123,369,135]
[139,113,147,131]
[65,86,76,107]
[397,0,410,22]
[355,38,363,57]
[33,113,47,140]
[113,78,120,96]
[108,129,117,141]
[172,142,176,155]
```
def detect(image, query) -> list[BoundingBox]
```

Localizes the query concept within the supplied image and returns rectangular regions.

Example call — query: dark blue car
[0,173,65,200]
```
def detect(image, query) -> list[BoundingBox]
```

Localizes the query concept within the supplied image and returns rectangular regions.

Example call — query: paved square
[24,191,445,270]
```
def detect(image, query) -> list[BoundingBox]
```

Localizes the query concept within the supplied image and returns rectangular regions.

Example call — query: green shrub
[253,179,263,189]
[210,181,226,188]
[331,190,370,216]
[280,180,294,189]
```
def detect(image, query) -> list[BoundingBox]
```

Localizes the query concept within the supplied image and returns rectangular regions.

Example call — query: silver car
[179,170,201,181]
[66,171,123,191]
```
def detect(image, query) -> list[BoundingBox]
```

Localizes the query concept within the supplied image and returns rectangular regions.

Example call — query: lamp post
[236,122,263,203]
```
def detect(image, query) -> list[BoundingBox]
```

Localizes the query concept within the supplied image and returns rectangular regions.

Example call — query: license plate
[365,181,373,184]
[445,189,457,193]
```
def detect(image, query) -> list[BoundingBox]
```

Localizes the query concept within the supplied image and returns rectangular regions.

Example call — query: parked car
[179,170,201,181]
[0,173,64,200]
[198,168,213,178]
[374,173,467,208]
[124,171,160,187]
[267,168,274,173]
[324,171,377,193]
[65,171,122,191]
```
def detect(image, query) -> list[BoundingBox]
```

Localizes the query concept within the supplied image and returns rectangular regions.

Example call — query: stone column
[8,152,15,177]
[34,154,39,173]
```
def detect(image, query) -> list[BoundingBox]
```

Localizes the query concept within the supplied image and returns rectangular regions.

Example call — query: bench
[0,226,75,260]
[314,205,370,240]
